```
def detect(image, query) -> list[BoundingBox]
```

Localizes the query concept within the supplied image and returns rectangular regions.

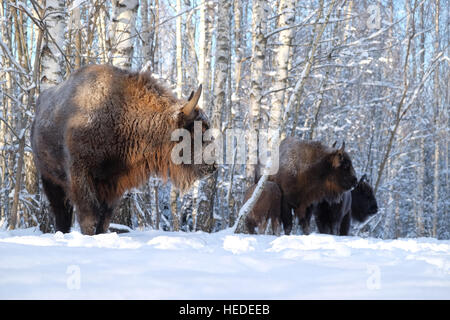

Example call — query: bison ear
[182,84,202,119]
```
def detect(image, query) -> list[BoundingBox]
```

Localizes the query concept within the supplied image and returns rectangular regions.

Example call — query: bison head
[351,175,378,222]
[170,85,217,187]
[325,142,358,193]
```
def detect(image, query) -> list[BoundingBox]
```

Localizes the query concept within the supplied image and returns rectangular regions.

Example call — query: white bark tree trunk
[140,0,151,66]
[40,0,66,90]
[269,0,295,150]
[197,0,214,110]
[109,0,139,69]
[176,0,183,98]
[246,0,268,187]
[212,0,230,128]
[193,0,218,232]
[432,0,440,236]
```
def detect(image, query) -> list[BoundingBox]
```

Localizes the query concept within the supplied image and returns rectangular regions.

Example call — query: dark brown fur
[310,175,378,236]
[270,137,357,235]
[310,191,352,235]
[31,64,215,235]
[350,176,378,223]
[243,181,282,235]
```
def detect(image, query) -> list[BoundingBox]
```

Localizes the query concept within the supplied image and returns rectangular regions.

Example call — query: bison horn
[332,141,337,148]
[360,174,367,183]
[187,90,194,101]
[182,84,202,117]
[339,141,345,152]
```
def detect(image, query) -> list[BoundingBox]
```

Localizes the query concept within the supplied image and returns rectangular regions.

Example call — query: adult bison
[270,137,358,235]
[311,174,378,236]
[31,64,216,235]
[243,181,282,235]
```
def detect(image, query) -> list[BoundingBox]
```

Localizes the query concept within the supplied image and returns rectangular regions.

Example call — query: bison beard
[269,137,358,235]
[31,64,216,235]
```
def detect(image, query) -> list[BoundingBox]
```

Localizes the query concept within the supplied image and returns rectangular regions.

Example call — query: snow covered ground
[0,227,449,299]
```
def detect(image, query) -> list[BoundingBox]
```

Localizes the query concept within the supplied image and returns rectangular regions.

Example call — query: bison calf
[312,174,378,236]
[312,191,352,235]
[270,137,358,235]
[31,65,216,235]
[243,181,282,235]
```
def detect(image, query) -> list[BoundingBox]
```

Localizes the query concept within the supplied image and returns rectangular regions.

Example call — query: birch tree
[40,0,67,90]
[269,0,295,148]
[193,0,218,232]
[109,0,139,68]
[246,0,268,187]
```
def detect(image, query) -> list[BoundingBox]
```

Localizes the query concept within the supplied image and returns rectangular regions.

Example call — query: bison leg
[245,215,257,234]
[316,215,331,234]
[41,177,73,233]
[280,200,293,235]
[73,193,115,235]
[271,217,281,236]
[271,210,281,236]
[70,170,115,235]
[297,206,312,235]
[258,217,269,235]
[339,212,351,236]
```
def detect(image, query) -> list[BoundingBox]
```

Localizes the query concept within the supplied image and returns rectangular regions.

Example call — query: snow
[0,228,449,299]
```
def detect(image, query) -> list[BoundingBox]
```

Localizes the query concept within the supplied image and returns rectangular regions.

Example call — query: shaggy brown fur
[270,137,357,235]
[310,175,378,236]
[350,175,378,223]
[243,181,282,235]
[31,64,216,235]
[310,191,352,235]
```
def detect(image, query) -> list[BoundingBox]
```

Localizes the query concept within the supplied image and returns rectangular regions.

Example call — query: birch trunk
[109,0,139,69]
[212,0,230,127]
[193,0,219,232]
[176,0,183,98]
[98,2,108,63]
[432,0,440,236]
[246,0,268,187]
[269,0,295,148]
[40,0,66,90]
[416,3,426,234]
[140,0,151,65]
[197,0,213,110]
[170,0,183,232]
[231,0,243,126]
[184,0,196,87]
